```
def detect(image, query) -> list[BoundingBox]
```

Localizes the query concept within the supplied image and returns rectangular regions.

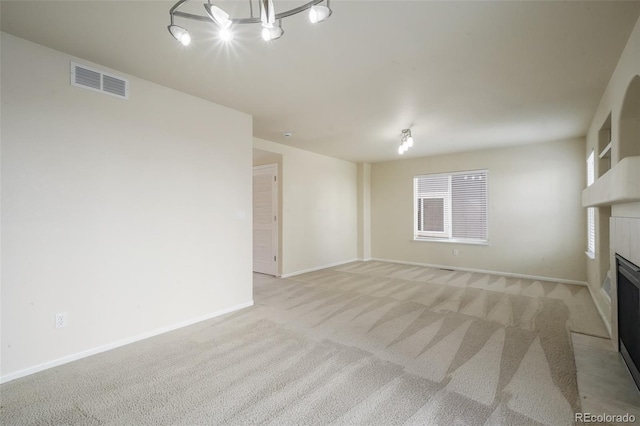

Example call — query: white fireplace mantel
[582,156,640,207]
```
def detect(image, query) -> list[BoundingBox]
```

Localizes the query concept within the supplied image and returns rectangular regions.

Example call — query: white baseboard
[370,258,588,286]
[588,285,612,337]
[281,258,360,278]
[0,300,254,384]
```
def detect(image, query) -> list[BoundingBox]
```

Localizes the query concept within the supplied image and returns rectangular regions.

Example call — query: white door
[253,164,278,275]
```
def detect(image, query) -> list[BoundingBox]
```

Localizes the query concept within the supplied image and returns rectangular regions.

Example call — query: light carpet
[1,261,608,425]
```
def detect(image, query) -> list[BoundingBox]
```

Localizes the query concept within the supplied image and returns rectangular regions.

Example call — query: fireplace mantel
[582,156,640,207]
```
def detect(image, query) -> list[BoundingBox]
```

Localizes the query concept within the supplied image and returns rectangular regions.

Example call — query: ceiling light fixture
[168,0,332,44]
[398,129,414,155]
[309,4,332,24]
[262,19,284,41]
[168,24,191,46]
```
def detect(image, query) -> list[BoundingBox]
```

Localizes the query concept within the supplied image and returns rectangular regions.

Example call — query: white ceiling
[2,1,640,163]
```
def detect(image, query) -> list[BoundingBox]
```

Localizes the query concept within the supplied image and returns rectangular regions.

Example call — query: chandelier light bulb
[406,136,414,147]
[309,8,319,23]
[398,145,405,155]
[309,5,332,24]
[261,24,284,41]
[220,27,234,42]
[261,27,272,41]
[168,25,191,46]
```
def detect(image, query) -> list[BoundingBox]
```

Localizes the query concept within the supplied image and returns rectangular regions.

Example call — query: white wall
[371,139,587,283]
[1,33,253,380]
[253,138,358,276]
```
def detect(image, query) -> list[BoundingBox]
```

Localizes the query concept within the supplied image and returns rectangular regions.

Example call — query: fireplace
[617,254,640,390]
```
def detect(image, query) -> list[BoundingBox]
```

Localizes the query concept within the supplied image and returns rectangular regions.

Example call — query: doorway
[253,163,279,276]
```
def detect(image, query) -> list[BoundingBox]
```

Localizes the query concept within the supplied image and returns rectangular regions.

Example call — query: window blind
[414,170,488,243]
[451,172,488,240]
[586,150,595,256]
[414,175,450,237]
[587,207,595,256]
[421,198,445,232]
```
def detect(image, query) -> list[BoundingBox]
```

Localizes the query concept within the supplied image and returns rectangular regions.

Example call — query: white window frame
[414,176,451,238]
[586,150,595,259]
[414,170,488,245]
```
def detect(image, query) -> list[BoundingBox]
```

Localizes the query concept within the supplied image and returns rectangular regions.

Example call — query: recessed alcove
[618,75,640,163]
[598,114,612,177]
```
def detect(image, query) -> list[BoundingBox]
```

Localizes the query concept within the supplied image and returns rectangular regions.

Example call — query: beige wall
[585,16,640,333]
[1,34,253,380]
[371,139,587,283]
[357,163,371,260]
[253,138,358,276]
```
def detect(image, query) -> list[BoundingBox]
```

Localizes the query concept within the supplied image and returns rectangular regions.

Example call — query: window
[414,170,488,243]
[587,150,595,186]
[586,150,595,258]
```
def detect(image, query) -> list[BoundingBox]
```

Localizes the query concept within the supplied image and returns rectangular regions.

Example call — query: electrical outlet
[453,249,459,256]
[55,313,68,329]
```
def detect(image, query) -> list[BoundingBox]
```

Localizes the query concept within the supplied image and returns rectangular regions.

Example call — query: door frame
[253,163,279,276]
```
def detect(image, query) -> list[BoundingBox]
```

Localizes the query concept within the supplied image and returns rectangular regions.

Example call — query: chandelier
[168,0,333,44]
[398,129,414,155]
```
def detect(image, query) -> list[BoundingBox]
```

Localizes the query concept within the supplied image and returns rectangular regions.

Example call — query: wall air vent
[71,62,129,99]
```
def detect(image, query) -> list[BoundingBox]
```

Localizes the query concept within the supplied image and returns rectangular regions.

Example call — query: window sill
[413,237,490,246]
[586,251,596,260]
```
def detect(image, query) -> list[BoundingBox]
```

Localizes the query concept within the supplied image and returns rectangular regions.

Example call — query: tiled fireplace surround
[610,215,640,350]
[582,155,640,348]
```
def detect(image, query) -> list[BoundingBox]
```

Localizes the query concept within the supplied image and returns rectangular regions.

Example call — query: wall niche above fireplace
[583,75,640,209]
